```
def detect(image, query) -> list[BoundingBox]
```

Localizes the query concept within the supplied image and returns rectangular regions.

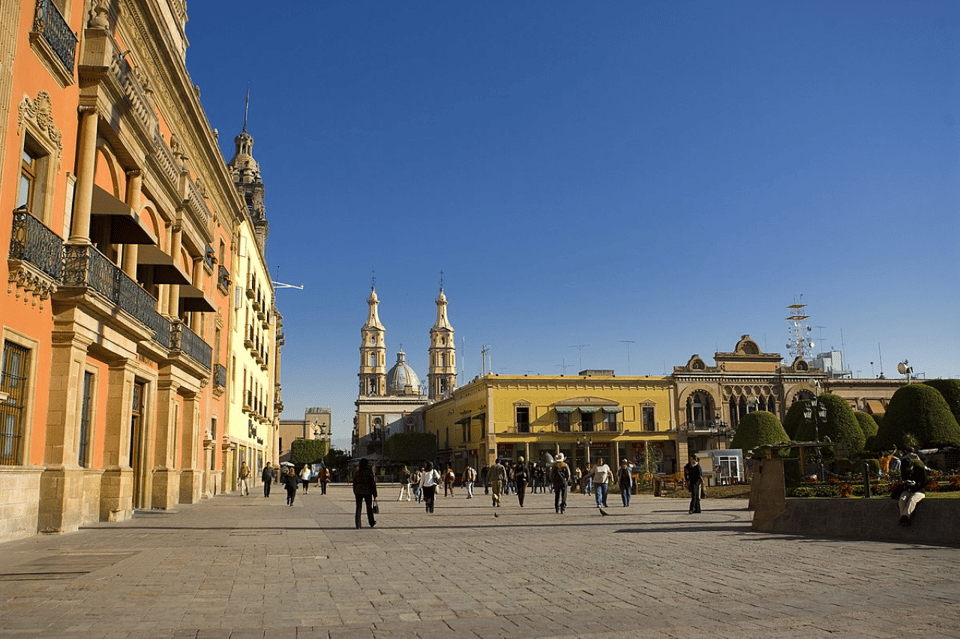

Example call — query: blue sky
[184,1,960,449]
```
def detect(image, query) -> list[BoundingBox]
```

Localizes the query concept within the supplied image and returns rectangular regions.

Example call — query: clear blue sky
[185,1,960,450]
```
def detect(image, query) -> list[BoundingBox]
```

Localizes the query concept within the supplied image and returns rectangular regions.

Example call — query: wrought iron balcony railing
[217,265,230,292]
[33,0,77,73]
[214,363,227,389]
[9,210,63,281]
[171,322,212,371]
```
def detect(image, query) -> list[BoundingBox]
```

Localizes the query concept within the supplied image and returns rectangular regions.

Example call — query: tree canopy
[782,400,809,440]
[290,438,328,465]
[794,393,865,454]
[875,383,960,449]
[854,412,879,449]
[730,411,789,454]
[383,432,437,463]
[923,379,960,426]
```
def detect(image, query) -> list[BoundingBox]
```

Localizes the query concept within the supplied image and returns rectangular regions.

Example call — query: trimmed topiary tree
[875,383,960,449]
[794,393,865,454]
[290,438,328,466]
[924,379,960,426]
[383,431,438,463]
[730,411,789,454]
[782,400,810,440]
[854,411,879,443]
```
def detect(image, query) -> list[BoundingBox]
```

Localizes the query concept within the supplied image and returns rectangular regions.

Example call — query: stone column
[38,330,93,533]
[121,169,143,277]
[69,106,98,243]
[151,378,180,509]
[178,391,202,504]
[166,223,182,316]
[99,359,137,522]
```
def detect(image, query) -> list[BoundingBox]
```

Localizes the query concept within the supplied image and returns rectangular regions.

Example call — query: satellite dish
[897,362,907,375]
[809,341,815,349]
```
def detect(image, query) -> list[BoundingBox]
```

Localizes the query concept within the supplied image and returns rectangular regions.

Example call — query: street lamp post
[802,397,828,481]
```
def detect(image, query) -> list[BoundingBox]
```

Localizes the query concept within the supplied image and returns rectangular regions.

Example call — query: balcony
[31,0,77,85]
[8,210,63,306]
[213,363,227,389]
[217,265,230,293]
[171,322,212,371]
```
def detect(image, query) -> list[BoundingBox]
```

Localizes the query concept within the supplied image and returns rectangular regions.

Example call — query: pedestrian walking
[261,463,273,497]
[462,464,476,499]
[353,458,378,529]
[489,459,507,507]
[398,465,413,501]
[443,465,456,497]
[300,464,312,494]
[684,454,703,514]
[618,460,633,507]
[238,462,251,496]
[513,457,529,507]
[281,466,298,506]
[419,462,441,513]
[411,467,423,503]
[550,454,571,514]
[592,458,612,508]
[480,465,490,494]
[318,466,329,494]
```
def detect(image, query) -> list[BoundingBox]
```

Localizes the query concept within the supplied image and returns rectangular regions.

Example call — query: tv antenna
[272,266,303,290]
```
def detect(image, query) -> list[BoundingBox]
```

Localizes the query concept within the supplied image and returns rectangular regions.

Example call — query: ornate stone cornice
[18,91,63,168]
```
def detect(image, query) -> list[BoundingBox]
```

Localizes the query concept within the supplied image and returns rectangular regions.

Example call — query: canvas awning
[601,406,623,413]
[578,406,599,413]
[554,406,576,413]
[864,400,885,415]
[137,245,191,285]
[91,185,158,245]
[471,412,486,421]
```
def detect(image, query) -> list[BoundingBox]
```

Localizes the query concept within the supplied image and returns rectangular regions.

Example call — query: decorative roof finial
[243,88,249,134]
[439,270,445,292]
[371,269,376,291]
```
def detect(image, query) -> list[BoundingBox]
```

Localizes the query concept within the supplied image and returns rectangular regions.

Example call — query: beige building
[278,407,330,463]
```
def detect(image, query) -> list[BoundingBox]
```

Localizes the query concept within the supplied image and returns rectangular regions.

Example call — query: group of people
[237,461,332,507]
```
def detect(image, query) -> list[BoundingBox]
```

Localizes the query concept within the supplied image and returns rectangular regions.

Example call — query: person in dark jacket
[618,460,633,507]
[513,457,529,507]
[261,463,273,497]
[898,455,927,526]
[281,466,298,506]
[353,458,378,529]
[550,454,571,513]
[684,454,703,514]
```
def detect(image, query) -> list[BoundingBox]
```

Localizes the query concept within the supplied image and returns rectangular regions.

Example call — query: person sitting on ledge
[898,454,927,526]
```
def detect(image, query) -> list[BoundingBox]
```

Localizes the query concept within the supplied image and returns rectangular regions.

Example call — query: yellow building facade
[424,373,679,475]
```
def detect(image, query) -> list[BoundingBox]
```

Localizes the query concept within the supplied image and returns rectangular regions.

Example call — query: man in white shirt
[592,458,612,508]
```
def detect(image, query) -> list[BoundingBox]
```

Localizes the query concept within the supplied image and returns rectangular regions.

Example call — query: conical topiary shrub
[730,411,789,455]
[794,393,865,454]
[876,384,960,449]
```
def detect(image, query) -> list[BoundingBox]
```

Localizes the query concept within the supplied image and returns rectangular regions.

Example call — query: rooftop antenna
[555,359,570,375]
[619,340,635,375]
[243,88,249,134]
[271,265,303,291]
[570,344,589,371]
[786,295,814,359]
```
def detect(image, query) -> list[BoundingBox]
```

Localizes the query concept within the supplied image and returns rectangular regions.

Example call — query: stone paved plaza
[0,484,957,639]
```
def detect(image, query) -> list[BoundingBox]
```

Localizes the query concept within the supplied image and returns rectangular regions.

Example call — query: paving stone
[0,486,957,639]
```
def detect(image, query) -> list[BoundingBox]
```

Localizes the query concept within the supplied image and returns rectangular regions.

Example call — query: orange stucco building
[0,0,281,542]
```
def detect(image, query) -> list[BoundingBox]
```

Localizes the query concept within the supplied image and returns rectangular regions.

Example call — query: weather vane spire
[439,270,445,292]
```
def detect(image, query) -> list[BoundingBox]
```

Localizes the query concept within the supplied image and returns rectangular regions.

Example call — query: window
[580,410,594,432]
[516,406,530,433]
[643,407,656,432]
[18,140,48,217]
[557,411,571,432]
[603,410,618,432]
[78,371,94,467]
[0,342,30,465]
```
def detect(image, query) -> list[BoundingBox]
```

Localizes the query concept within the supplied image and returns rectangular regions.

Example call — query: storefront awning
[578,406,599,413]
[91,185,158,245]
[137,245,191,285]
[601,406,622,413]
[554,406,575,413]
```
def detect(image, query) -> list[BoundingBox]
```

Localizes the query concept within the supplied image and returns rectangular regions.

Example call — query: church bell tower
[428,286,456,399]
[359,286,386,396]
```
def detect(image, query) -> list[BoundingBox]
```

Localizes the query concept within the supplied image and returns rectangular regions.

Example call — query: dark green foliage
[290,438,328,465]
[794,394,865,454]
[924,379,960,426]
[783,400,810,440]
[323,447,351,473]
[872,412,884,430]
[383,432,437,463]
[730,411,789,454]
[876,384,960,449]
[855,412,878,439]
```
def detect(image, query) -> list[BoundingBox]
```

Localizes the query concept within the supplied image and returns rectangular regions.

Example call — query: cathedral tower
[227,93,269,253]
[359,286,386,396]
[428,287,456,399]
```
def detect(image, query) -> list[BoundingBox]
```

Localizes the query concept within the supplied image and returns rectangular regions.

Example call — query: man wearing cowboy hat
[550,453,571,514]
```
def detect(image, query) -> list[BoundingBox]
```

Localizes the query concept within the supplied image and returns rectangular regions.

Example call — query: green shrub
[875,384,960,449]
[855,412,879,440]
[795,393,865,454]
[924,379,960,426]
[783,400,809,440]
[730,411,789,454]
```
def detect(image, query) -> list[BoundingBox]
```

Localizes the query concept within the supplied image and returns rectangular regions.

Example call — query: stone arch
[94,140,123,198]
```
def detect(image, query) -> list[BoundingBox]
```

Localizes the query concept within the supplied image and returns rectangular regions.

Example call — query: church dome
[386,350,421,396]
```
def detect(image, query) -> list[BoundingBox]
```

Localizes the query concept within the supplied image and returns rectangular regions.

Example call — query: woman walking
[353,458,378,529]
[419,461,441,513]
[684,454,703,514]
[282,466,298,506]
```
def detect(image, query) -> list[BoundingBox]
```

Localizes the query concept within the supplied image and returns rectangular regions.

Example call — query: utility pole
[481,345,490,376]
